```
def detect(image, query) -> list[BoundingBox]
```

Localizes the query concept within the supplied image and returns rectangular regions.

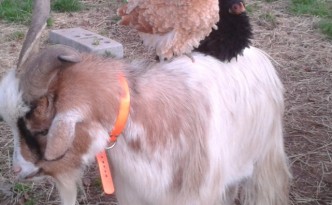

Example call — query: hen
[117,0,219,60]
[195,0,253,62]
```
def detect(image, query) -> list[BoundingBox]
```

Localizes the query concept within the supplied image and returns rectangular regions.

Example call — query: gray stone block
[49,27,123,58]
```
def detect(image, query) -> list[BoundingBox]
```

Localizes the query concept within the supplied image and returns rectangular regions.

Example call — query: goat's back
[104,47,287,205]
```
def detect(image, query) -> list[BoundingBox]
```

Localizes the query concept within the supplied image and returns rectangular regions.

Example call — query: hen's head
[221,0,246,15]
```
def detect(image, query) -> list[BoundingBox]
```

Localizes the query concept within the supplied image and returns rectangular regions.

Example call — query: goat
[0,0,290,204]
[0,43,291,204]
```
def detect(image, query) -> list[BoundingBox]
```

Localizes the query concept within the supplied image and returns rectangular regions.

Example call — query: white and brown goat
[0,42,291,204]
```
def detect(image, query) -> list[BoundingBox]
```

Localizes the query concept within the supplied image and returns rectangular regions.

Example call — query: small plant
[6,31,25,41]
[47,17,54,27]
[104,50,116,58]
[99,29,109,37]
[259,12,278,28]
[93,178,103,189]
[259,12,277,23]
[13,183,37,205]
[92,38,100,46]
[245,3,260,14]
[0,0,33,24]
[111,16,121,23]
[51,0,83,12]
[23,198,36,205]
[319,20,332,38]
[13,183,32,194]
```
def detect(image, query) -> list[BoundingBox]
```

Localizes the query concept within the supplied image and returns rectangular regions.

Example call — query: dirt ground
[0,0,331,204]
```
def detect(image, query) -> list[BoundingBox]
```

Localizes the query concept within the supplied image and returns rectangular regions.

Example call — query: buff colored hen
[117,0,219,60]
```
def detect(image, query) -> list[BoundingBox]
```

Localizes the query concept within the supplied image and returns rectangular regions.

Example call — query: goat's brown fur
[0,46,291,205]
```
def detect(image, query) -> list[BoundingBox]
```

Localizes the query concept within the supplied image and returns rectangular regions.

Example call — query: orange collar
[96,74,130,195]
[109,74,130,142]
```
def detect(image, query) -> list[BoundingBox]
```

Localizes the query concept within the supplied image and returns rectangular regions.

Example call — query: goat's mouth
[19,169,43,180]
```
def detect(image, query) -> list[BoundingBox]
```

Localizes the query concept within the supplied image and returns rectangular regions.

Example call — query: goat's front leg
[55,171,81,205]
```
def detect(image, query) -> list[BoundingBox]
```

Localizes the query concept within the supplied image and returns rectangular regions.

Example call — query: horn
[17,0,51,70]
[19,45,82,103]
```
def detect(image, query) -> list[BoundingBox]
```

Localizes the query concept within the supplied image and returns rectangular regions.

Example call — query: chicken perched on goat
[117,0,219,60]
[195,0,253,61]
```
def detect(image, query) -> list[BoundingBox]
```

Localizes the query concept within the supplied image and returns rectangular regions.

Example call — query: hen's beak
[229,2,246,15]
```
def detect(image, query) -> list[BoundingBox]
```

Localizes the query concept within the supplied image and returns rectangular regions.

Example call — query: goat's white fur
[55,169,82,205]
[0,70,40,179]
[83,123,109,164]
[0,70,29,125]
[0,47,290,205]
[108,47,289,205]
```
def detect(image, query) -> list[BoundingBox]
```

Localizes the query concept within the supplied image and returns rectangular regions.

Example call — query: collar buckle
[105,140,117,150]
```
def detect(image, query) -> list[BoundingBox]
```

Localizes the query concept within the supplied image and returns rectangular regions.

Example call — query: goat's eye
[41,129,48,136]
[25,103,37,120]
[35,129,48,136]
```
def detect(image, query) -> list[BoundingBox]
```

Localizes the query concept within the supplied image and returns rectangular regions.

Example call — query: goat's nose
[12,165,22,175]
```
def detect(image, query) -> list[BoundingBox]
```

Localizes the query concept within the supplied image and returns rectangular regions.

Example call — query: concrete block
[49,27,123,58]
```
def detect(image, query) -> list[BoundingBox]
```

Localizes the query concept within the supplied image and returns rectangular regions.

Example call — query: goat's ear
[44,118,76,161]
[20,46,82,103]
[58,54,82,64]
[34,95,54,118]
[26,95,55,132]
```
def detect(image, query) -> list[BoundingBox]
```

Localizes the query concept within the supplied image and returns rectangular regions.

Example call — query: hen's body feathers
[117,0,219,60]
[195,0,253,62]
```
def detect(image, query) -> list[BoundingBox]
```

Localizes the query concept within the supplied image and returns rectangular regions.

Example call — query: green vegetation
[99,29,109,37]
[290,0,331,17]
[111,16,121,23]
[6,31,25,41]
[259,12,277,23]
[13,183,32,194]
[93,178,103,189]
[0,0,83,24]
[0,0,33,24]
[104,50,117,58]
[246,3,260,14]
[13,183,36,205]
[319,19,332,39]
[290,0,332,38]
[51,0,82,12]
[47,17,54,27]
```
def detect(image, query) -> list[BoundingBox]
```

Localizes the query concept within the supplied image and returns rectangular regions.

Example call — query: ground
[0,0,331,204]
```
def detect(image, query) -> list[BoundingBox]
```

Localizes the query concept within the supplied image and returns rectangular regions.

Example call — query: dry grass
[0,0,331,204]
[249,1,332,204]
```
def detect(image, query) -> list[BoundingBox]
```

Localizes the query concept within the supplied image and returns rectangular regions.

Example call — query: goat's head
[12,93,91,179]
[0,0,85,181]
[2,86,91,205]
[0,77,52,181]
[0,45,83,181]
[12,95,55,180]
